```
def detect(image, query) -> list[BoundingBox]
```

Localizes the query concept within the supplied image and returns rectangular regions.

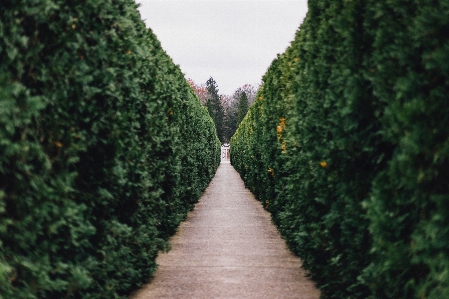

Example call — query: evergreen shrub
[231,1,449,298]
[0,1,220,298]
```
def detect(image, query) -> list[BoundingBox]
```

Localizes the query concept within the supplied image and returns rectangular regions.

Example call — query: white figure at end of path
[221,144,230,161]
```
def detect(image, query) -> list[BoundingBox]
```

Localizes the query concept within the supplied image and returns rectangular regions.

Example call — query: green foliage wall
[231,1,449,298]
[0,1,220,298]
[236,92,249,126]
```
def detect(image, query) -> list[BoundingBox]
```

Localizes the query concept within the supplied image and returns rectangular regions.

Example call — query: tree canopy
[188,78,258,143]
[205,77,225,143]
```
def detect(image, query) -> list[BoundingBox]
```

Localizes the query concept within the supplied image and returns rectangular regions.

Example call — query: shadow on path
[129,161,320,299]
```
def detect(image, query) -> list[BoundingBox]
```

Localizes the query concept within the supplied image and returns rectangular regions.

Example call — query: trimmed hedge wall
[0,1,220,298]
[231,1,449,298]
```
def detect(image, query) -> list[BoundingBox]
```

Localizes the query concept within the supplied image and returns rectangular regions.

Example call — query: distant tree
[221,84,259,142]
[232,83,258,106]
[186,80,258,143]
[237,91,249,125]
[220,94,232,108]
[205,77,225,143]
[223,105,238,143]
[187,78,208,105]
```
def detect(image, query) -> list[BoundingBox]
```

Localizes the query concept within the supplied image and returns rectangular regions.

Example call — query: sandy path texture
[129,161,320,299]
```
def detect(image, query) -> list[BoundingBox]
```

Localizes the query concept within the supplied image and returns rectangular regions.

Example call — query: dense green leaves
[205,77,225,143]
[362,1,449,298]
[231,1,449,298]
[237,92,249,126]
[0,1,220,298]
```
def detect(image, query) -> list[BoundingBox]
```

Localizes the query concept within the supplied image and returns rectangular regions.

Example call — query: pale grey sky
[136,0,308,95]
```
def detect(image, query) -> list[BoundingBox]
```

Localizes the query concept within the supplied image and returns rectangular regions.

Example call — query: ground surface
[129,161,320,299]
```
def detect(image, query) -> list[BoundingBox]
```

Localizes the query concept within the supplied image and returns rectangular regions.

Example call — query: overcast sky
[136,0,308,96]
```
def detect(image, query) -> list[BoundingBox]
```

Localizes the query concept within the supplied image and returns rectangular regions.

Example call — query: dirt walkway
[129,161,320,299]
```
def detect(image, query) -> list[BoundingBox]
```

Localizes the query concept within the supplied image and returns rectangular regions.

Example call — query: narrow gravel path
[129,161,320,299]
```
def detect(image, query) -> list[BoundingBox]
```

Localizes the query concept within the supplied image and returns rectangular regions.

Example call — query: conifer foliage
[237,92,249,126]
[205,77,225,143]
[231,1,449,298]
[0,1,220,298]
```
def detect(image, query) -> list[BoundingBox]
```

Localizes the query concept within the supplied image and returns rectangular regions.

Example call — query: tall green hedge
[0,1,220,298]
[231,1,449,298]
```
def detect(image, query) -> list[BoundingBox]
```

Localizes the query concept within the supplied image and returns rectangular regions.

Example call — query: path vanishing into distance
[129,161,320,299]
